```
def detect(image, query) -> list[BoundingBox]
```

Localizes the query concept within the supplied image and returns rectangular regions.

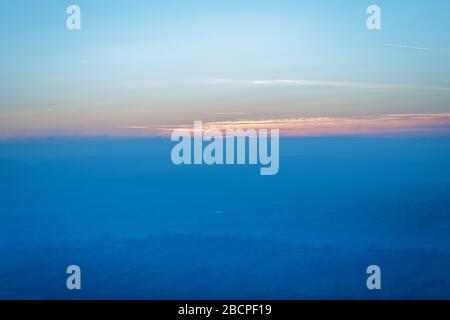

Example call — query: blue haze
[1,137,450,299]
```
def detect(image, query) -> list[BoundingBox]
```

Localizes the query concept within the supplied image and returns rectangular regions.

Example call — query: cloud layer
[150,113,450,137]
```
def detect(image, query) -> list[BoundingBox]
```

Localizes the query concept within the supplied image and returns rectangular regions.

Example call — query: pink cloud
[151,113,450,137]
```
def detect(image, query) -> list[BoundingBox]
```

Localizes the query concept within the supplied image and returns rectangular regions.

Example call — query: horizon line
[1,113,450,140]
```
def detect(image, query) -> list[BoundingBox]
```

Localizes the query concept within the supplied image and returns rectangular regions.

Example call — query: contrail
[384,43,430,51]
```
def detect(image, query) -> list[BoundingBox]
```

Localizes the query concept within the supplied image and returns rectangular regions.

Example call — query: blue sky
[0,0,450,136]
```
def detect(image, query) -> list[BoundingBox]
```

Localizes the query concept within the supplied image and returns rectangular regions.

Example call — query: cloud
[211,79,450,92]
[152,113,450,137]
[384,43,430,51]
[216,112,247,115]
[115,125,149,129]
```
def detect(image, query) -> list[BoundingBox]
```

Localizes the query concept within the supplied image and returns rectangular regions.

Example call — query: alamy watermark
[171,121,280,176]
[64,5,380,31]
[66,265,81,290]
[367,5,381,30]
[367,265,382,290]
[66,5,81,30]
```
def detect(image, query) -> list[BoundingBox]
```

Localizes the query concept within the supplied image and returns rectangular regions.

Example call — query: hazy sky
[1,0,450,137]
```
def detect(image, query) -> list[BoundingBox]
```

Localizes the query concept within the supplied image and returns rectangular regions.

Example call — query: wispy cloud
[384,43,430,51]
[149,113,450,137]
[215,112,248,115]
[211,79,450,92]
[115,125,149,130]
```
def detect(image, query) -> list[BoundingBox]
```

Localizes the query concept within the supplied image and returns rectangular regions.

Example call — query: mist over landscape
[1,137,449,299]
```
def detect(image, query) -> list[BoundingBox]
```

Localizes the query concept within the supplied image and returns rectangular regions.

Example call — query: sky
[0,0,450,137]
